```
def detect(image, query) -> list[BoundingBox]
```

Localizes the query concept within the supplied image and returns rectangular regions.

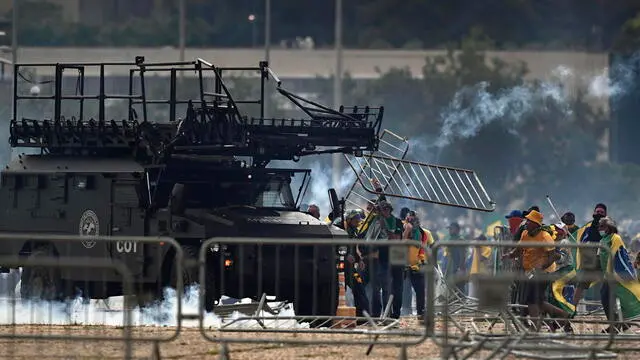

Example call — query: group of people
[307,183,435,320]
[503,203,640,333]
[307,191,640,332]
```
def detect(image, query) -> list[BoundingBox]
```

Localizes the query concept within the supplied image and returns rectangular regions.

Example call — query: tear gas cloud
[588,53,640,100]
[436,79,571,149]
[304,160,356,216]
[435,52,640,148]
[0,276,305,329]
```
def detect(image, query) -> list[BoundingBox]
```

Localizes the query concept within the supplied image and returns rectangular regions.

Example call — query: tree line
[6,0,640,51]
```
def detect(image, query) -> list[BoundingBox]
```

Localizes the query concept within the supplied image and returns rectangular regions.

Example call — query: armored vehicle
[0,56,496,318]
[0,56,392,316]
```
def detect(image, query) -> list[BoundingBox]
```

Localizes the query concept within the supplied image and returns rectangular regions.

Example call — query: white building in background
[9,47,607,80]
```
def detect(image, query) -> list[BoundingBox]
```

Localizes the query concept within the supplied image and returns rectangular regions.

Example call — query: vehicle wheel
[20,246,62,301]
[170,245,197,291]
[137,245,199,308]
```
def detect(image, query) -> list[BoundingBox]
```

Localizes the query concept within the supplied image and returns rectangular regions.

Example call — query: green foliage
[9,0,640,49]
[613,12,640,53]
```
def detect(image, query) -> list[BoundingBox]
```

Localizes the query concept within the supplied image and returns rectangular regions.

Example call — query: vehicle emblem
[79,210,99,249]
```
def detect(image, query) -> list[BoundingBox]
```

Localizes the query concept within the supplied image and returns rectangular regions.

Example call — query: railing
[0,232,637,359]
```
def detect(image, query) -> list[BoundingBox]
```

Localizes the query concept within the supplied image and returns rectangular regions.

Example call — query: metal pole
[264,0,271,118]
[8,0,17,162]
[11,0,17,66]
[265,0,271,64]
[332,0,343,190]
[178,0,186,80]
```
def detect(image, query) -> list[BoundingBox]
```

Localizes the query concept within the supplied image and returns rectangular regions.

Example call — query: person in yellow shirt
[502,210,571,331]
[469,234,493,299]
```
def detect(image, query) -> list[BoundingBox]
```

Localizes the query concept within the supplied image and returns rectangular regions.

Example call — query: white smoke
[436,80,571,148]
[304,162,356,216]
[435,53,640,148]
[587,54,639,100]
[0,282,305,329]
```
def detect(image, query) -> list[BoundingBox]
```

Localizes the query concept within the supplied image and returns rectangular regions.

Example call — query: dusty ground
[0,317,639,359]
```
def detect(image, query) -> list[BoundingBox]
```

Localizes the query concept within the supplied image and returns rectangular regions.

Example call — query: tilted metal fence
[0,253,134,358]
[425,240,640,359]
[197,237,431,357]
[0,233,182,360]
[5,233,640,359]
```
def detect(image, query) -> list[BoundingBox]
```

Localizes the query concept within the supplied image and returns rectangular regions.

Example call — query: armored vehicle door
[110,179,145,276]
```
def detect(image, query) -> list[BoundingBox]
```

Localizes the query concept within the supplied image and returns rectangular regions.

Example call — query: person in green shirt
[362,200,404,318]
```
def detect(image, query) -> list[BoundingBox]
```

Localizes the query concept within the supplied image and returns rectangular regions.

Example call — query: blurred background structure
[0,0,640,238]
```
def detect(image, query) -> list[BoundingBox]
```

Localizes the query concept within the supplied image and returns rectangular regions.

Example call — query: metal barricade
[0,254,134,359]
[197,237,431,357]
[343,129,409,210]
[425,240,640,359]
[0,234,184,352]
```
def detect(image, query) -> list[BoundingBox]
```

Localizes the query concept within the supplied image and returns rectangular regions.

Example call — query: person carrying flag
[547,222,577,322]
[597,216,640,333]
[571,203,608,310]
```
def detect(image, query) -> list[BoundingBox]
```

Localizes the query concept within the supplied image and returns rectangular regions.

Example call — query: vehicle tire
[20,246,62,301]
[170,245,197,292]
[137,245,199,308]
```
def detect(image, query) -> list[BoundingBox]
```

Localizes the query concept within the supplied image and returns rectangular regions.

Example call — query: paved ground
[1,316,640,359]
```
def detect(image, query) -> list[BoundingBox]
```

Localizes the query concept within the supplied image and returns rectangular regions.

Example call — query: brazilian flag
[599,233,640,320]
[548,265,577,316]
[570,222,592,271]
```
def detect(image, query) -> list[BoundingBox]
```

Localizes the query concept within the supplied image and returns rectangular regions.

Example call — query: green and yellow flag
[600,233,640,320]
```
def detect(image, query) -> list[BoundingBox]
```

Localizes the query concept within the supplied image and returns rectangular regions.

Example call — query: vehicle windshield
[246,177,296,209]
[160,174,297,211]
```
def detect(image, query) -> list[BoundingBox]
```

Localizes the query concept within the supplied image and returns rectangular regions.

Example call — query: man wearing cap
[402,210,429,319]
[571,203,608,309]
[516,206,541,241]
[355,179,387,237]
[503,210,569,330]
[505,210,525,239]
[363,200,404,318]
[338,209,370,319]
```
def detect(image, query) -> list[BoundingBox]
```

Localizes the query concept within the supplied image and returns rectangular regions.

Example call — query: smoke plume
[588,52,640,100]
[0,280,304,329]
[435,80,571,148]
[304,161,356,216]
[435,52,640,148]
